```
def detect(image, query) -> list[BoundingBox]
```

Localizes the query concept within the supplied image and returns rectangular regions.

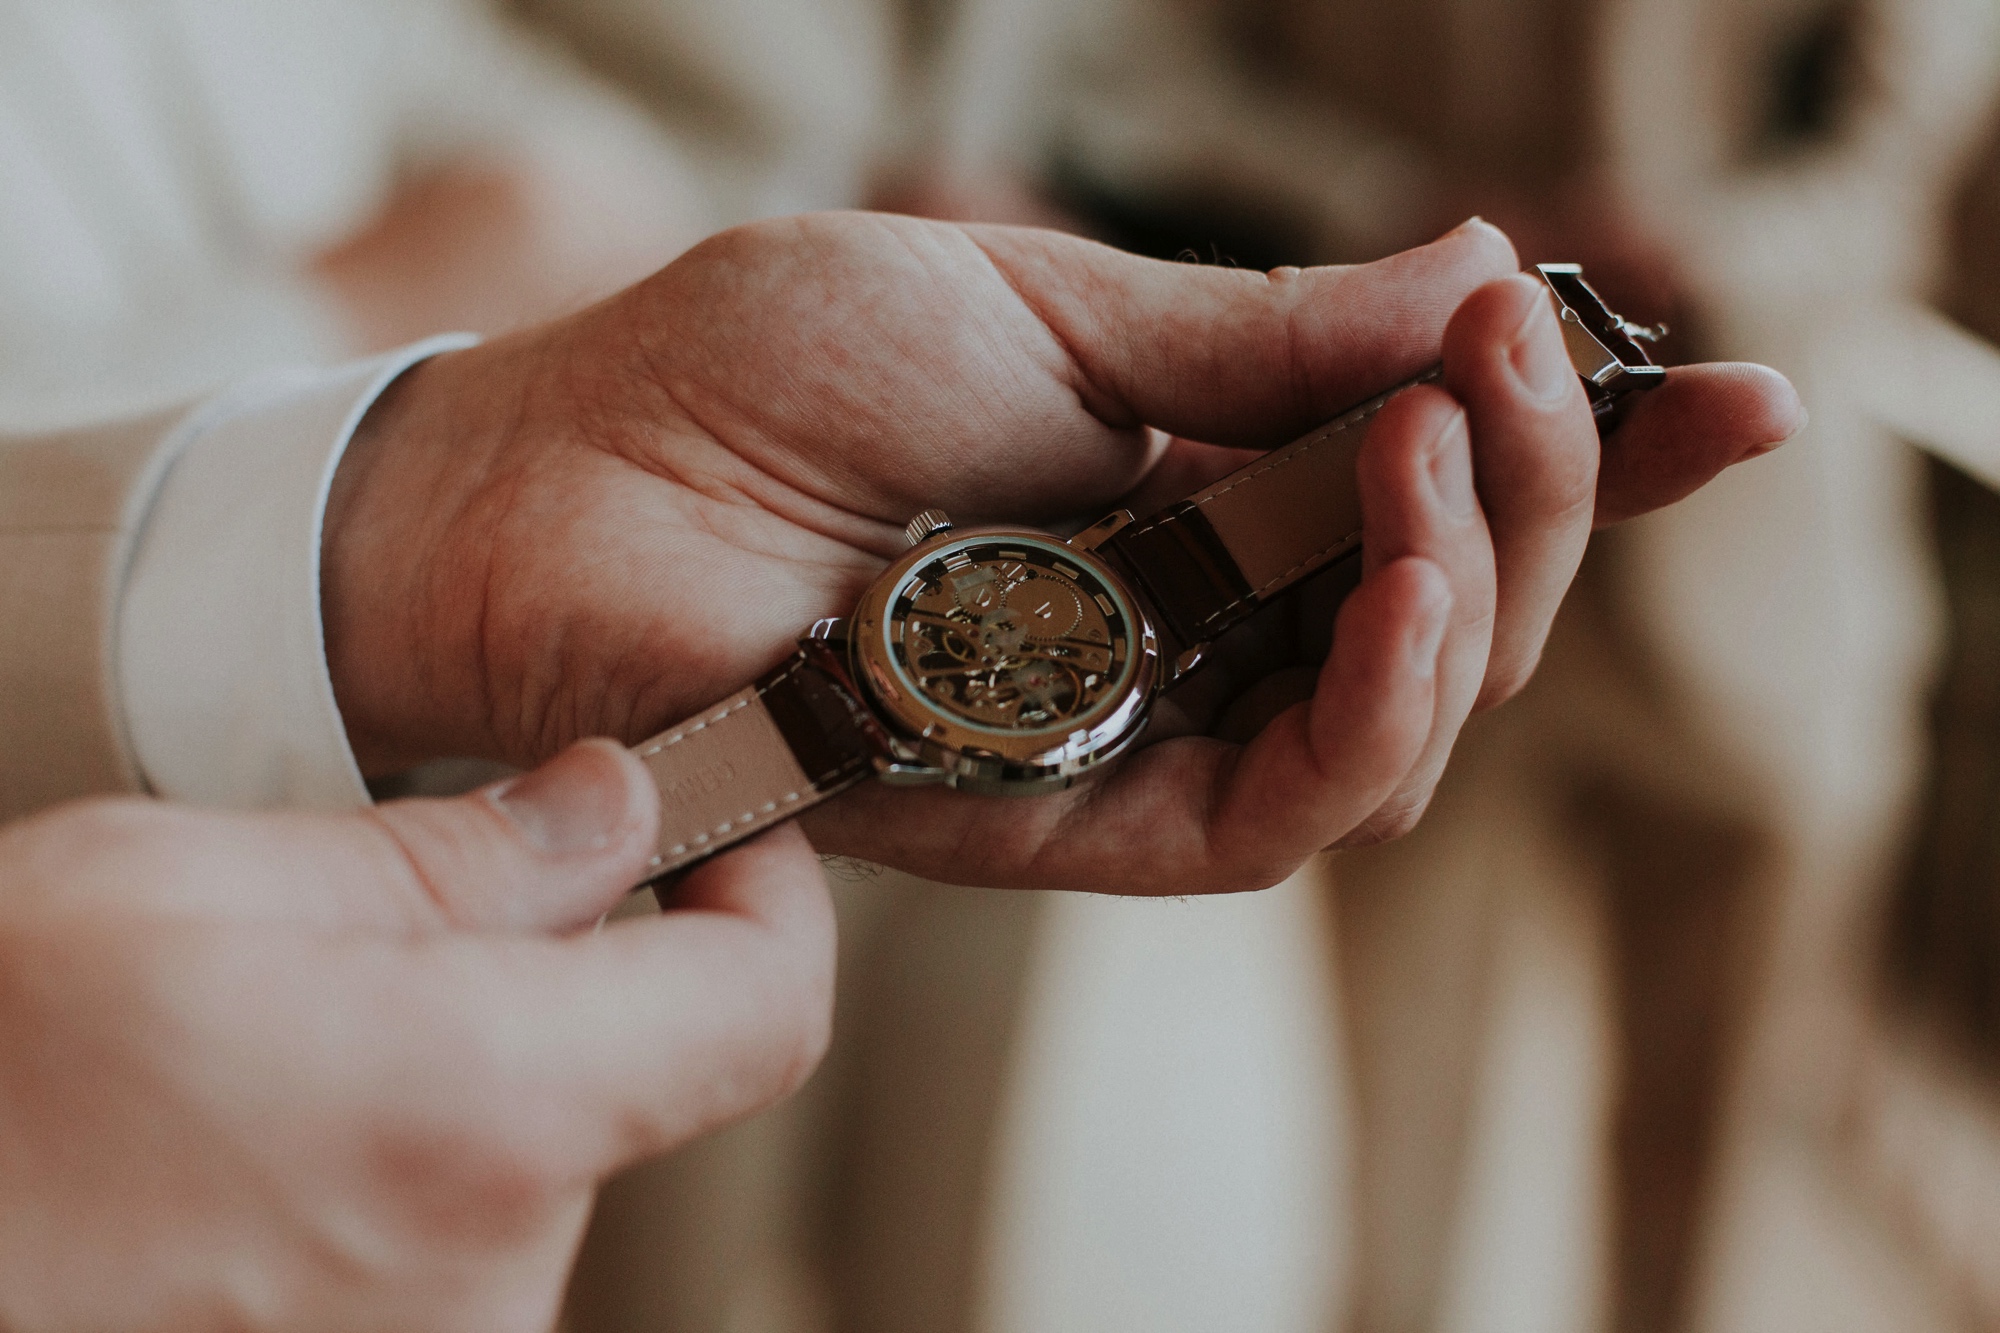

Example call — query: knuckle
[1480,424,1598,518]
[1357,387,1466,492]
[355,814,449,925]
[364,799,511,928]
[1539,452,1601,522]
[1378,383,1462,438]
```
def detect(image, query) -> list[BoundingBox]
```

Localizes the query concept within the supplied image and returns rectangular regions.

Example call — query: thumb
[0,740,661,932]
[364,738,661,932]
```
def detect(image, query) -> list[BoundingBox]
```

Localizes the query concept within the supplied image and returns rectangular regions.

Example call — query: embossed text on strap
[633,652,873,883]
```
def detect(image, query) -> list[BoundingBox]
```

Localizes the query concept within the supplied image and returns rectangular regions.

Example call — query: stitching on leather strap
[1189,523,1363,633]
[1110,418,1361,634]
[637,657,810,759]
[1116,368,1425,597]
[1119,419,1354,545]
[643,656,868,863]
[653,752,869,862]
[1185,424,1344,514]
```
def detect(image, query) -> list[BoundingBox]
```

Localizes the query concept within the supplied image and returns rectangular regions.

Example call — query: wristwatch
[631,263,1665,885]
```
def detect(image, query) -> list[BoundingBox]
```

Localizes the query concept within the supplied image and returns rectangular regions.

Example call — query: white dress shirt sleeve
[118,335,477,812]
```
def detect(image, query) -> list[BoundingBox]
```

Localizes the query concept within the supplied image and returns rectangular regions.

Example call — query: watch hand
[906,611,979,634]
[1027,636,1114,659]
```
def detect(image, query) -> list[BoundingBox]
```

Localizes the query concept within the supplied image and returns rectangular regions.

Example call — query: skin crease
[323,211,1803,894]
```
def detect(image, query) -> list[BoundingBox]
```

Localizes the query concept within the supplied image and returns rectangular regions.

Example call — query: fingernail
[1740,399,1810,460]
[1509,284,1576,403]
[491,740,630,857]
[1426,408,1478,523]
[1440,215,1487,241]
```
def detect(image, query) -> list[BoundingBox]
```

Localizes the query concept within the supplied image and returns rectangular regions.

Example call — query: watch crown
[903,509,954,549]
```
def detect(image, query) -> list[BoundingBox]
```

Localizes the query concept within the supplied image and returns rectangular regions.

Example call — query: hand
[0,744,830,1331]
[322,212,1803,893]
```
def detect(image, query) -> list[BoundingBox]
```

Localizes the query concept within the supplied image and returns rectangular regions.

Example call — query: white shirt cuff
[119,335,479,812]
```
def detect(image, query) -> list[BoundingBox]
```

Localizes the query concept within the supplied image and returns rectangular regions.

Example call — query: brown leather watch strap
[1102,367,1441,654]
[632,650,875,884]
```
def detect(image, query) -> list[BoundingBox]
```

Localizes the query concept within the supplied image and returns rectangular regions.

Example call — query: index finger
[965,218,1521,449]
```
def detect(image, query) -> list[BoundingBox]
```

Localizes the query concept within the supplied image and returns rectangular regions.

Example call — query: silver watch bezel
[845,525,1162,794]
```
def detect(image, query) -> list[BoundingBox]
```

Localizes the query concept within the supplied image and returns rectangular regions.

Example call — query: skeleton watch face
[880,535,1139,738]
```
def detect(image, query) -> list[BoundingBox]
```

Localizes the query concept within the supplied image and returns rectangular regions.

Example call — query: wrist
[321,342,523,777]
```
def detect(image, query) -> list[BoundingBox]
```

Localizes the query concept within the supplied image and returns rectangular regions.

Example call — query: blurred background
[11,0,2000,1328]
